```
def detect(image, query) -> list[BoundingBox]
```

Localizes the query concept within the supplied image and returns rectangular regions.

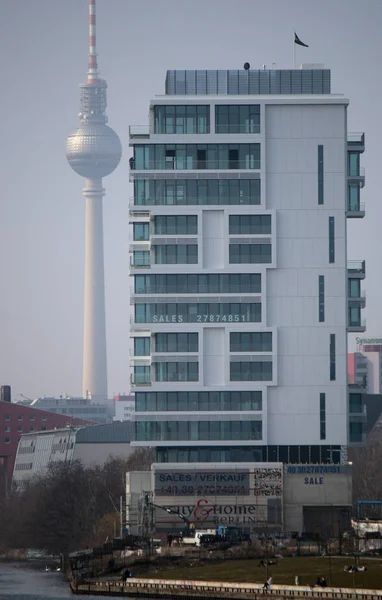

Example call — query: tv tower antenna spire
[66,0,122,403]
[88,0,99,83]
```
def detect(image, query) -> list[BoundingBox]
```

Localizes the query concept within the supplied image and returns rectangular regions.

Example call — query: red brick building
[0,401,94,475]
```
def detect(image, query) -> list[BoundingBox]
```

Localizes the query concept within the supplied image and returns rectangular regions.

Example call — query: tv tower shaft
[66,0,122,403]
[83,178,107,402]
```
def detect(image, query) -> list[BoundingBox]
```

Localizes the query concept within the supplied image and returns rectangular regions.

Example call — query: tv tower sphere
[66,121,122,179]
[66,0,122,404]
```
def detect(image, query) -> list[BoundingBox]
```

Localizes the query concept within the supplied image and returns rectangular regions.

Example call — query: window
[348,305,361,327]
[135,420,262,441]
[42,415,47,421]
[349,393,362,414]
[349,422,363,443]
[134,337,150,356]
[4,426,10,432]
[4,437,10,444]
[154,215,197,235]
[154,244,198,264]
[229,244,271,264]
[29,415,35,421]
[348,152,360,177]
[134,178,261,206]
[154,445,342,464]
[135,273,261,294]
[320,393,326,440]
[319,276,325,322]
[329,217,335,263]
[29,426,35,432]
[134,144,260,170]
[230,361,273,381]
[135,302,261,323]
[17,426,22,432]
[229,215,271,235]
[348,184,360,212]
[155,333,198,353]
[215,105,260,134]
[5,415,10,421]
[318,145,324,204]
[330,334,336,381]
[133,366,150,385]
[136,391,262,412]
[15,463,33,471]
[230,332,272,352]
[155,362,199,382]
[133,222,149,241]
[42,425,47,431]
[154,105,210,134]
[348,279,360,298]
[17,415,23,421]
[133,250,150,266]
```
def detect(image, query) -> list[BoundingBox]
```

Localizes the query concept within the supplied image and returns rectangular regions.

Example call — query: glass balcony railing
[349,431,367,444]
[215,124,261,134]
[347,201,365,214]
[130,255,151,268]
[348,166,365,188]
[347,317,366,331]
[349,403,367,416]
[347,132,365,144]
[347,260,365,276]
[130,373,151,385]
[131,160,260,171]
[129,125,150,138]
[347,132,365,152]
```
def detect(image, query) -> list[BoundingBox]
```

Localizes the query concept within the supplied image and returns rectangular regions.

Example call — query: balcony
[130,255,151,269]
[130,373,151,386]
[129,125,150,139]
[347,201,365,219]
[130,159,261,171]
[348,290,366,309]
[129,348,151,361]
[347,317,366,333]
[129,205,151,222]
[347,260,366,279]
[348,166,365,188]
[349,431,367,446]
[349,406,367,424]
[347,132,365,153]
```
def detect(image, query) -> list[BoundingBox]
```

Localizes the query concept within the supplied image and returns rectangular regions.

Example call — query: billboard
[153,464,283,531]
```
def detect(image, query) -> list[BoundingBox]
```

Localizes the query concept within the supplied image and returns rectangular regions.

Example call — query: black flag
[294,32,309,47]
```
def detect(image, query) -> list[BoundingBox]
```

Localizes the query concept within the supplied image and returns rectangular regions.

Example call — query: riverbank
[122,556,382,589]
[71,577,382,599]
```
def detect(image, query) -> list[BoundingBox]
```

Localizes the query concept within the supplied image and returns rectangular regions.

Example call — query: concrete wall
[266,103,348,447]
[283,464,352,534]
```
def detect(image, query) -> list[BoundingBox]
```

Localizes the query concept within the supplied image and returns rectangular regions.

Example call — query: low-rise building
[126,462,352,537]
[0,399,93,475]
[113,394,135,422]
[13,421,134,486]
[27,396,114,423]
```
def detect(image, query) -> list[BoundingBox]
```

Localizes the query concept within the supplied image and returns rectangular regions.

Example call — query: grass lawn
[145,556,382,589]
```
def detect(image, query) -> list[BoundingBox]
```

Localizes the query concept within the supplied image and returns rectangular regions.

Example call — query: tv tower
[66,0,122,403]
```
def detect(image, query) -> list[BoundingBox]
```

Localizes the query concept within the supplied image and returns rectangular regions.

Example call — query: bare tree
[0,448,154,556]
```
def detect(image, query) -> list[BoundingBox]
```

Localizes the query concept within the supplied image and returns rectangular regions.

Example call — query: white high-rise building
[128,66,366,465]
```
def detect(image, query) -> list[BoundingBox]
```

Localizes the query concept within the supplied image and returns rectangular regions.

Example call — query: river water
[0,562,111,600]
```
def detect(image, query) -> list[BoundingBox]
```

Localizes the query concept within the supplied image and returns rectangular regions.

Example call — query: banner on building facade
[153,464,283,530]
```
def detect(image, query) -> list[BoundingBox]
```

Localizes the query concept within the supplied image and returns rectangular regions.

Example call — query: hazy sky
[0,0,381,400]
